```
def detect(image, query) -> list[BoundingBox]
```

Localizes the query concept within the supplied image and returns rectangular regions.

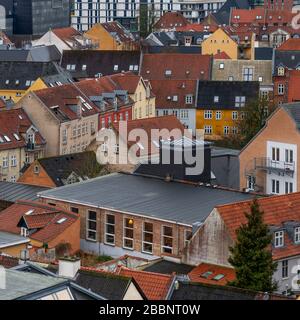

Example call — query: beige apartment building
[17,85,100,157]
[240,102,300,195]
[0,107,45,182]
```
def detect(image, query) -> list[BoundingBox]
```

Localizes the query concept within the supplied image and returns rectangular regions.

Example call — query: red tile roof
[0,201,79,243]
[287,71,300,102]
[52,27,81,41]
[101,21,136,44]
[213,51,231,59]
[141,53,212,80]
[216,193,300,260]
[108,72,144,94]
[150,79,197,109]
[188,263,236,286]
[0,255,19,268]
[0,108,45,151]
[118,266,174,300]
[278,38,300,51]
[176,23,218,32]
[154,12,189,30]
[112,115,185,155]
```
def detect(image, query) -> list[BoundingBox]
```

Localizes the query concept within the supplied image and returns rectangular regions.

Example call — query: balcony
[253,157,295,177]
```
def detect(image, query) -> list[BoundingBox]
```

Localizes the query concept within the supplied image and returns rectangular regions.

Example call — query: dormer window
[278,67,285,76]
[20,227,29,237]
[274,230,284,247]
[114,65,119,71]
[165,70,172,77]
[295,227,300,243]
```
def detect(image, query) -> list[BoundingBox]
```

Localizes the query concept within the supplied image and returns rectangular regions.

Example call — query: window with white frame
[2,156,8,168]
[285,182,293,194]
[295,227,300,243]
[278,83,285,95]
[232,111,238,120]
[10,155,17,167]
[62,129,67,144]
[10,175,16,183]
[282,260,288,278]
[86,210,97,241]
[142,222,153,254]
[274,230,284,247]
[123,218,134,249]
[272,147,280,161]
[235,96,246,107]
[185,95,193,104]
[223,126,229,135]
[277,67,285,76]
[219,63,224,69]
[204,125,212,135]
[180,110,188,119]
[285,149,293,163]
[243,67,254,81]
[272,179,280,194]
[20,227,29,237]
[162,226,173,254]
[232,127,238,134]
[105,214,115,245]
[216,111,222,120]
[204,110,212,119]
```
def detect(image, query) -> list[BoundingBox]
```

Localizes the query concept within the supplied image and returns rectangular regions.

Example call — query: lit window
[123,218,134,249]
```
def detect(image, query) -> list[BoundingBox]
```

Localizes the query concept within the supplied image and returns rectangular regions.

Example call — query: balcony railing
[254,157,295,177]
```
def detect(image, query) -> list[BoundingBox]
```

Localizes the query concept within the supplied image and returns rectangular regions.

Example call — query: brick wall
[40,198,192,259]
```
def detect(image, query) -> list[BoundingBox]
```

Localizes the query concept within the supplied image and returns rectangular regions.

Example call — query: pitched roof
[140,53,212,80]
[154,12,189,30]
[100,21,136,43]
[170,280,290,300]
[231,8,265,25]
[0,108,45,151]
[52,27,81,42]
[213,51,231,59]
[0,201,79,243]
[278,38,300,51]
[188,263,236,286]
[60,50,141,79]
[143,259,194,275]
[0,61,63,90]
[213,0,250,25]
[74,268,140,300]
[118,267,174,300]
[0,254,19,268]
[216,192,300,260]
[197,80,260,110]
[281,102,300,129]
[39,173,254,226]
[35,151,102,187]
[150,79,197,109]
[0,231,30,249]
[274,50,300,70]
[0,182,48,202]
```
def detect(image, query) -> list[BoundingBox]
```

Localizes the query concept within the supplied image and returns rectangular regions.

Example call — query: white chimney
[58,258,81,279]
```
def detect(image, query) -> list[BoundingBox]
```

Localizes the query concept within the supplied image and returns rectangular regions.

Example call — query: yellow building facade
[196,109,242,140]
[202,28,239,59]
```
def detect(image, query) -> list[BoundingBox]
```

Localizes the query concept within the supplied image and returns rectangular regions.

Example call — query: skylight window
[57,217,67,224]
[0,136,4,143]
[213,274,225,281]
[15,80,20,85]
[4,135,11,142]
[25,209,34,215]
[25,80,31,87]
[5,80,9,85]
[13,133,20,141]
[201,271,213,278]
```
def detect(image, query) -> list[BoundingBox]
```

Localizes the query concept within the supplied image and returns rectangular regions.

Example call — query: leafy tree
[228,199,277,292]
[139,3,156,38]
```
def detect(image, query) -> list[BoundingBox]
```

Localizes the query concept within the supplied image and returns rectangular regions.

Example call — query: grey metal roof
[283,102,300,130]
[39,173,253,226]
[0,231,29,248]
[211,147,240,157]
[0,270,66,300]
[0,182,49,202]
